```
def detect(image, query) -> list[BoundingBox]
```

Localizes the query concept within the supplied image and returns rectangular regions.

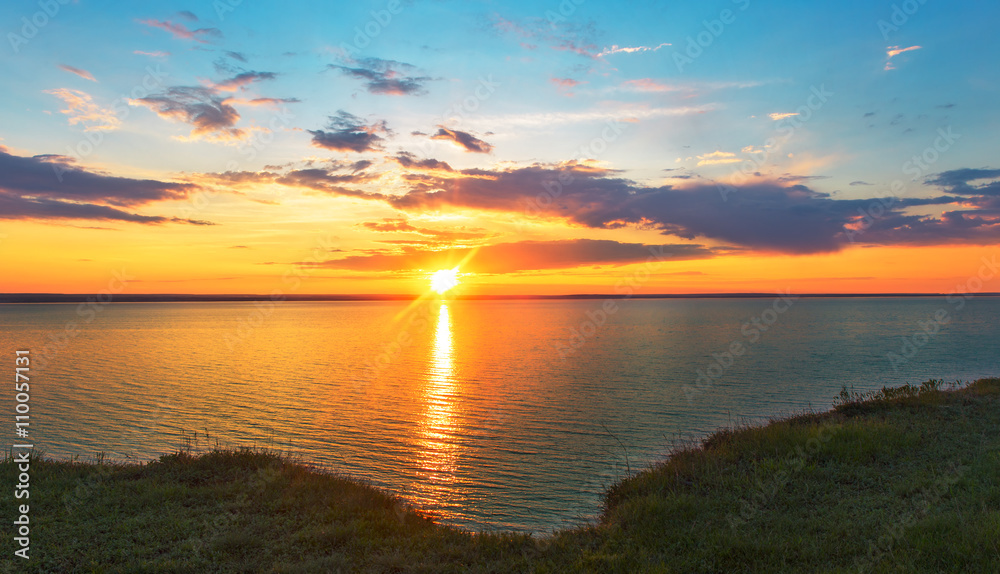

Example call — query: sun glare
[430,268,460,294]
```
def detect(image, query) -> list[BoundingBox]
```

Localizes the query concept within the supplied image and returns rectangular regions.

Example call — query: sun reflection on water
[412,303,460,511]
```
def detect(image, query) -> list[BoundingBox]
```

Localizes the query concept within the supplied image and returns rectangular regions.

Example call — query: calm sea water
[2,297,999,532]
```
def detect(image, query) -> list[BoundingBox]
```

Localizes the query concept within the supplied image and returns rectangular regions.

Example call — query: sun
[429,267,460,294]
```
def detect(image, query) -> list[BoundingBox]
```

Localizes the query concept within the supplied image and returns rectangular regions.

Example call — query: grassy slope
[2,378,998,573]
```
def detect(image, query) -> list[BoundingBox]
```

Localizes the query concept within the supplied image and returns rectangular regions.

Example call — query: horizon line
[3,292,999,303]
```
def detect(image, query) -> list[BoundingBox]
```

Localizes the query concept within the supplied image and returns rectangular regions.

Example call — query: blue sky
[2,0,999,293]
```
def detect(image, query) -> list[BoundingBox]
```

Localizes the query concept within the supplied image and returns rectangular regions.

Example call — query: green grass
[3,378,999,573]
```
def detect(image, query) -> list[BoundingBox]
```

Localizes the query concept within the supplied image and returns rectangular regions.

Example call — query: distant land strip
[2,293,1000,303]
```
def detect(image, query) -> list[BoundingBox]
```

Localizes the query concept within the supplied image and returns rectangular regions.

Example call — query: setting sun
[429,268,461,294]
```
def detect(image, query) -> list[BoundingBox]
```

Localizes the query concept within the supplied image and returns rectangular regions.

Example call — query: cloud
[225,51,248,62]
[0,149,208,225]
[222,96,300,108]
[330,57,431,96]
[308,239,715,274]
[491,15,601,59]
[393,152,454,172]
[211,71,277,92]
[430,127,493,153]
[850,181,874,186]
[45,88,121,132]
[134,50,170,58]
[308,111,391,153]
[57,64,97,82]
[177,10,198,21]
[927,168,1000,196]
[551,77,582,95]
[361,217,489,241]
[378,162,1000,253]
[597,43,671,57]
[275,169,385,200]
[768,112,799,121]
[131,86,247,141]
[620,78,679,93]
[696,151,740,166]
[139,19,222,43]
[884,45,921,70]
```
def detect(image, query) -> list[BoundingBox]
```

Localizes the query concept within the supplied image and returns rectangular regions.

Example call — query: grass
[3,378,999,573]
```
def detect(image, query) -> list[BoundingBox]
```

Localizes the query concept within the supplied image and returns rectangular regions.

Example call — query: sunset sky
[2,0,998,295]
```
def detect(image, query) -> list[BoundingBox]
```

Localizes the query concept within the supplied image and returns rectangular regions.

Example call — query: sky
[1,0,999,295]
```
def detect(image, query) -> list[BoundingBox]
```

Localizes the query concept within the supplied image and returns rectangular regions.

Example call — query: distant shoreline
[3,292,1000,303]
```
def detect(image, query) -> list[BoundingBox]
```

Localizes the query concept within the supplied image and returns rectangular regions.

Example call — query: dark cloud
[926,168,1000,196]
[275,169,384,199]
[0,150,208,225]
[430,127,493,153]
[393,152,454,171]
[308,111,391,153]
[133,86,244,140]
[0,193,208,225]
[0,149,195,207]
[214,71,276,91]
[329,58,431,95]
[225,51,247,62]
[177,10,198,21]
[380,163,1000,253]
[307,239,714,274]
[850,181,874,186]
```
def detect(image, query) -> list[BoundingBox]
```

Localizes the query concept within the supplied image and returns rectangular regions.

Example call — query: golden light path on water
[412,302,459,511]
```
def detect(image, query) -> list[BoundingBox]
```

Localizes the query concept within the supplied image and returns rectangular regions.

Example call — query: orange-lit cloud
[696,151,741,166]
[138,19,222,43]
[44,88,120,131]
[884,45,921,70]
[57,64,97,82]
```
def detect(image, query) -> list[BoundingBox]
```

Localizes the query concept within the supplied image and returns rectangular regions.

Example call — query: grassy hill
[3,378,998,573]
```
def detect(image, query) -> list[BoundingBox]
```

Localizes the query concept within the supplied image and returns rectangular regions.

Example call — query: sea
[2,296,998,532]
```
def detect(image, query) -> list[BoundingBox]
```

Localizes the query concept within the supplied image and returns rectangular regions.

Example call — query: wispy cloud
[57,64,97,82]
[330,57,432,96]
[45,88,120,132]
[768,112,799,121]
[134,50,170,58]
[138,19,222,44]
[696,151,740,166]
[597,42,671,57]
[130,86,246,141]
[884,45,921,70]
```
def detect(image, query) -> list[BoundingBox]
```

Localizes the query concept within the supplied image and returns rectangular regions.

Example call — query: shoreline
[3,377,998,571]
